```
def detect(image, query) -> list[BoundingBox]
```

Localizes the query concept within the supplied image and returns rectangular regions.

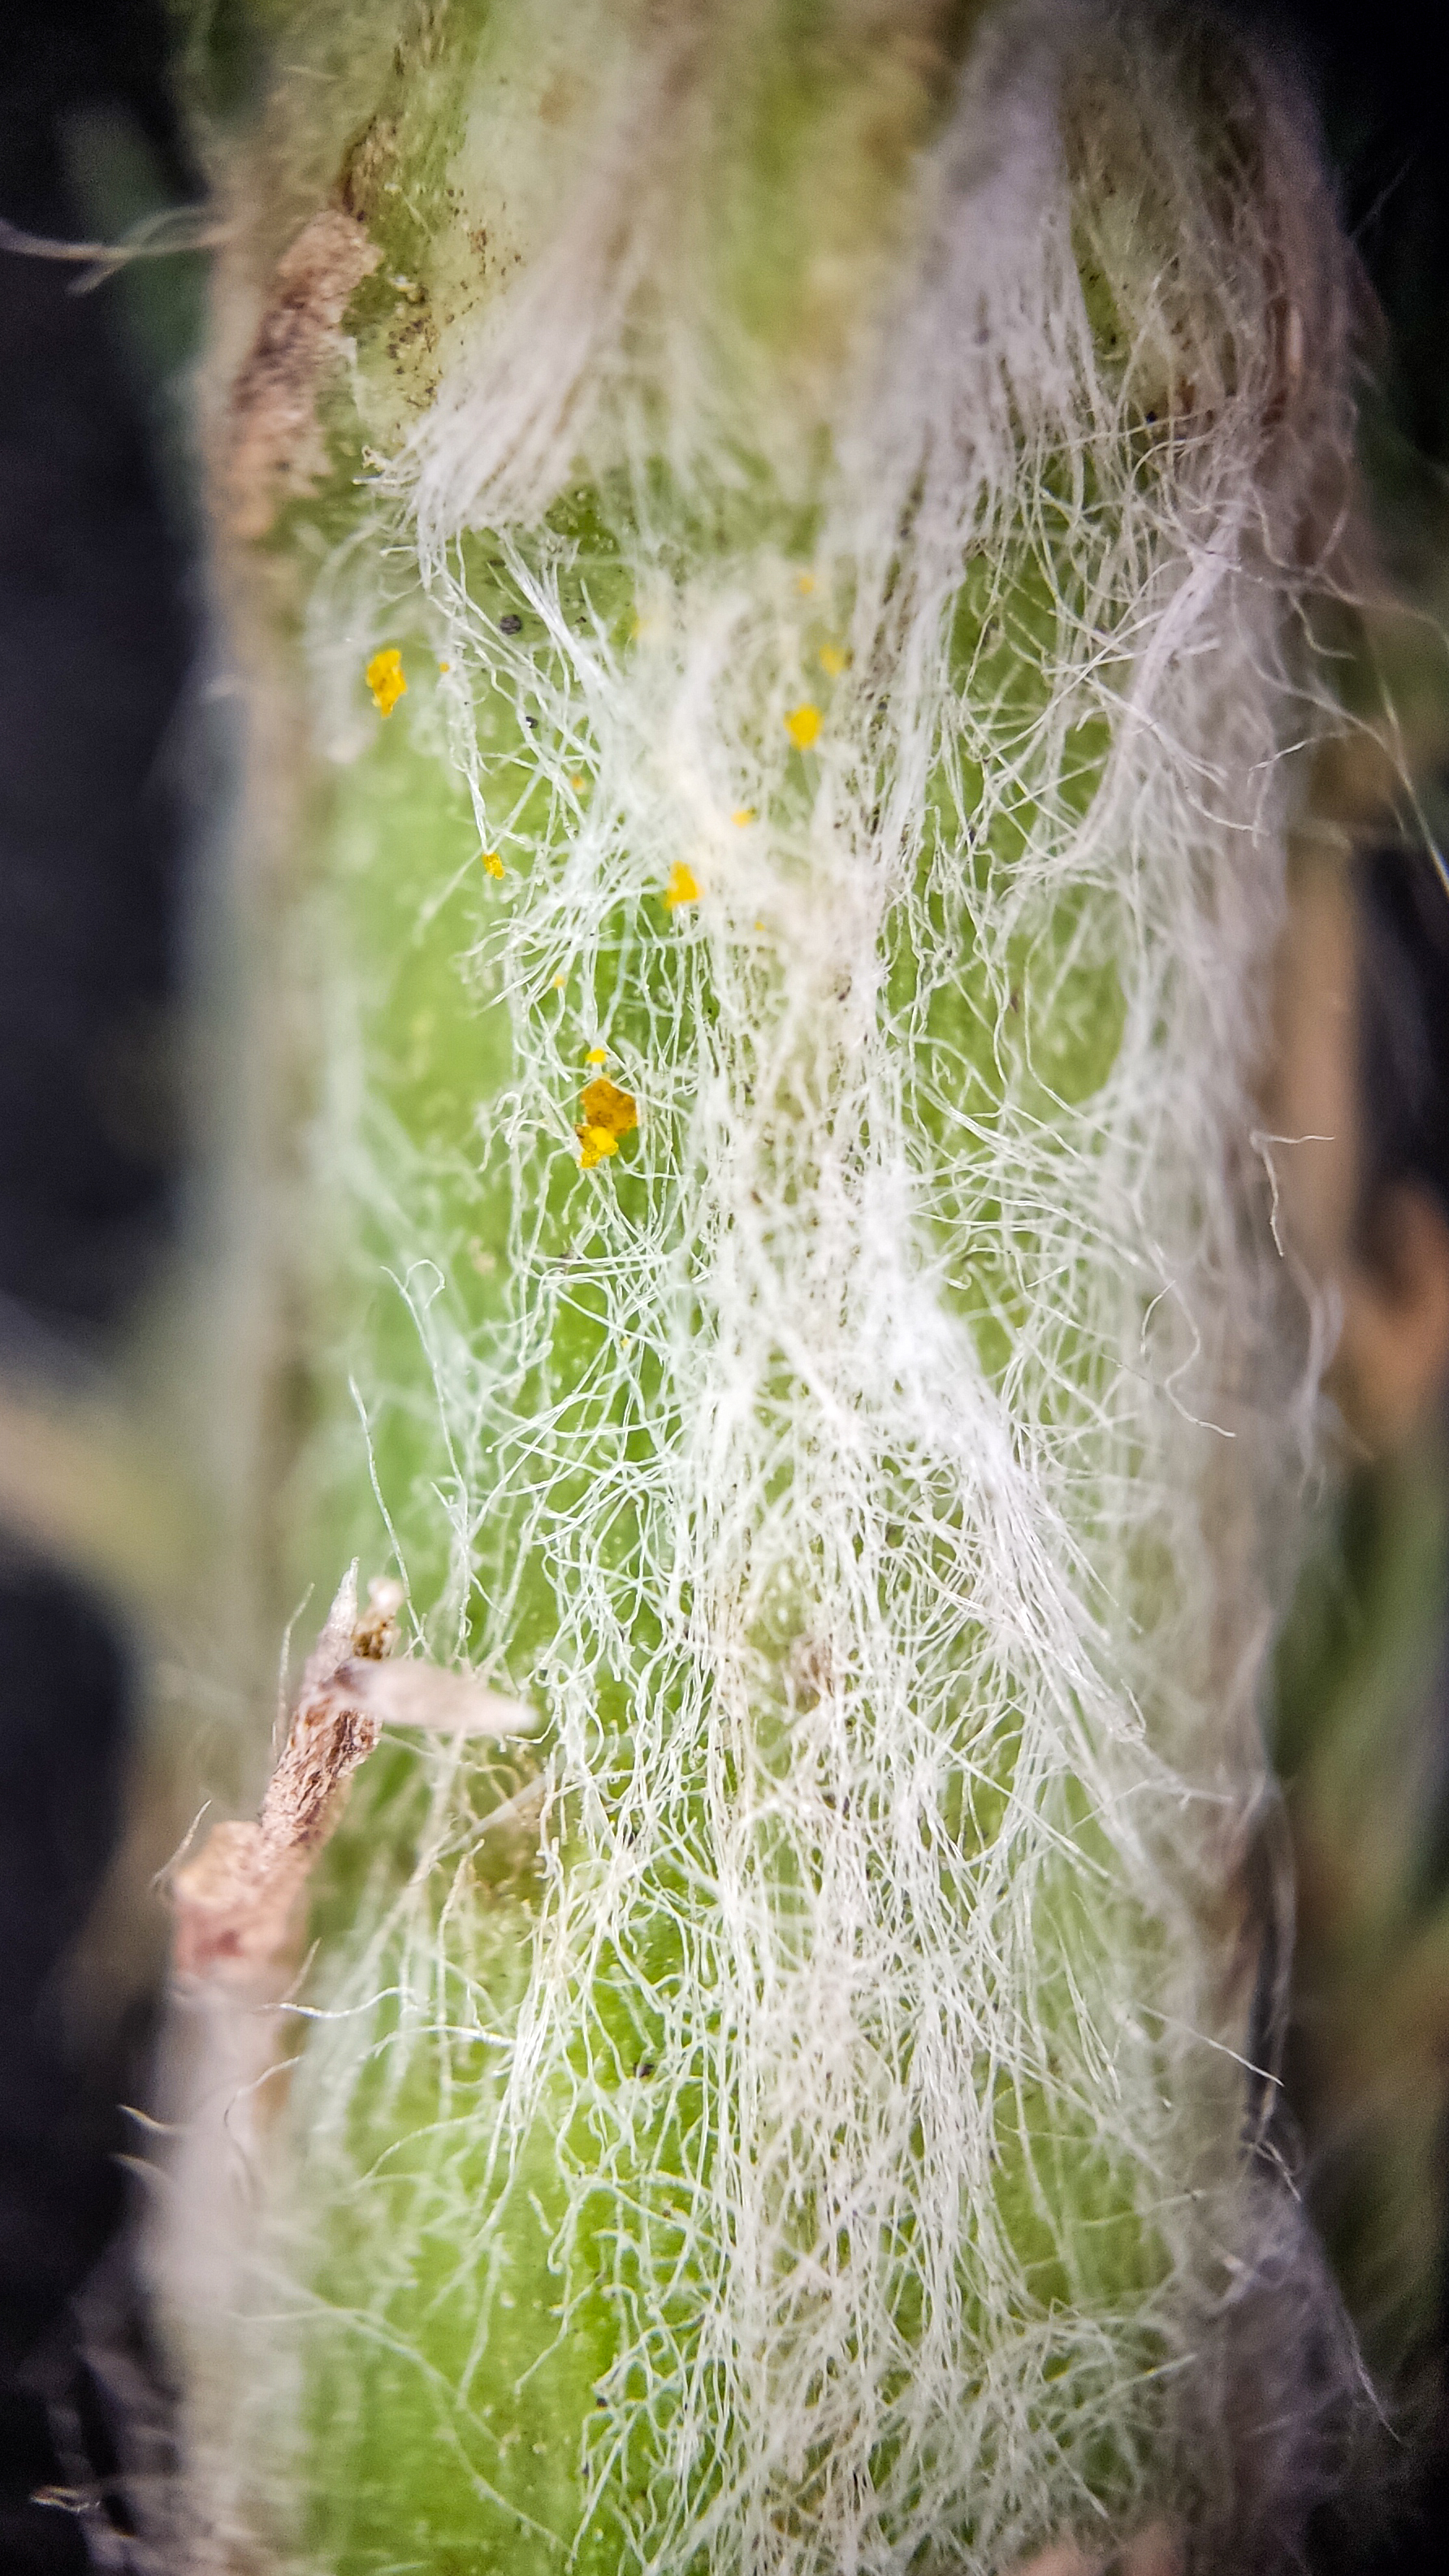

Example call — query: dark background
[2,5,194,2565]
[2,2,1447,2566]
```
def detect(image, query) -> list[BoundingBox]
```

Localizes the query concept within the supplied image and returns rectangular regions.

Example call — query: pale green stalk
[155,5,1362,2568]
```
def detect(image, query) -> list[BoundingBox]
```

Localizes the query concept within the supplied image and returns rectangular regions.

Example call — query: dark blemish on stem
[223,209,381,540]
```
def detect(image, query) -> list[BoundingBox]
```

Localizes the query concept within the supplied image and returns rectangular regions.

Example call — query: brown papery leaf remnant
[169,1566,396,1998]
[169,1571,539,2003]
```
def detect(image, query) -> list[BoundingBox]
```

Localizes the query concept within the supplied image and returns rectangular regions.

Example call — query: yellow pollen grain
[820,643,848,677]
[663,860,699,911]
[576,1073,637,1169]
[570,775,585,789]
[795,571,816,594]
[586,1046,607,1065]
[552,973,568,989]
[577,1125,617,1170]
[365,646,406,717]
[580,1076,638,1142]
[482,851,506,879]
[732,807,755,826]
[785,704,821,751]
[438,658,452,673]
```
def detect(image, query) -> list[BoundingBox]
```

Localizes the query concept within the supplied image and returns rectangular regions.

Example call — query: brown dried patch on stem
[170,1568,398,1997]
[169,1573,537,1998]
[223,207,381,539]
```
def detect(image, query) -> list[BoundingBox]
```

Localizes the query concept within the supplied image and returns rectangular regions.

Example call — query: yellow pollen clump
[586,1047,608,1065]
[576,1074,638,1171]
[552,973,568,989]
[663,861,699,911]
[482,851,506,879]
[577,1125,617,1170]
[820,643,849,677]
[438,659,452,673]
[732,807,755,827]
[785,704,821,750]
[581,1076,637,1136]
[365,647,407,717]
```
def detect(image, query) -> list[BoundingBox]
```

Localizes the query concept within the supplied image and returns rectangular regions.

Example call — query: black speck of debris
[500,613,523,634]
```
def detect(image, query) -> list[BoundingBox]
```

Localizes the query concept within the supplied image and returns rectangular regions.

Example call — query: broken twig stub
[170,1568,534,1998]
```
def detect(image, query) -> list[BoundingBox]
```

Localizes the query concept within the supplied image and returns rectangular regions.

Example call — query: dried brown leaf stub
[170,1565,381,1994]
[169,1570,538,1997]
